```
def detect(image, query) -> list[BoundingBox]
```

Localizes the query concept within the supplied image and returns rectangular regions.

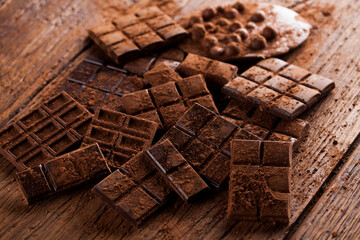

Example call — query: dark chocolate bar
[0,92,92,171]
[227,139,292,223]
[145,140,208,201]
[121,74,218,129]
[222,99,309,150]
[89,6,188,64]
[15,143,110,204]
[92,151,172,226]
[222,58,335,119]
[177,53,238,86]
[178,2,311,61]
[160,103,260,189]
[81,108,158,169]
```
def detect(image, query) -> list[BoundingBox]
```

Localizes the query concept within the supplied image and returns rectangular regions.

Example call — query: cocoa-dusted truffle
[225,42,241,56]
[210,46,224,56]
[233,2,245,12]
[262,25,277,41]
[204,35,219,48]
[229,21,243,32]
[191,23,206,40]
[250,35,267,50]
[250,10,266,22]
[225,7,239,19]
[202,7,216,21]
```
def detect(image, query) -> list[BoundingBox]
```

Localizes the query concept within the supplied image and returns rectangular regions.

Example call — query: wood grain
[0,0,360,239]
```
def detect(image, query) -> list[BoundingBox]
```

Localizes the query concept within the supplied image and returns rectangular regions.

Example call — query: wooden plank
[0,0,135,127]
[291,142,360,239]
[0,0,360,239]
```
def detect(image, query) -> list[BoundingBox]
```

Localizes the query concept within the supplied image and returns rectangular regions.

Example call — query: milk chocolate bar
[81,108,157,169]
[89,6,188,64]
[0,92,92,171]
[160,103,260,189]
[222,58,335,119]
[15,144,110,204]
[227,139,292,223]
[178,2,311,61]
[92,151,172,226]
[121,74,218,129]
[145,140,208,201]
[222,99,309,150]
[177,53,238,86]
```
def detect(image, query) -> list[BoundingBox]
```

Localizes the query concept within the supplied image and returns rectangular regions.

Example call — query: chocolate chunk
[92,151,172,226]
[222,99,309,151]
[16,144,110,204]
[178,2,311,61]
[227,139,291,223]
[143,62,182,86]
[222,58,335,119]
[89,6,188,64]
[160,103,260,189]
[121,74,218,129]
[177,53,238,86]
[145,140,208,201]
[0,92,92,171]
[81,108,157,169]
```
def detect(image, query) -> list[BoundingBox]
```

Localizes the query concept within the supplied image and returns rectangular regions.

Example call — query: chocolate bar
[143,63,183,86]
[15,143,110,204]
[81,108,157,169]
[222,58,335,119]
[0,92,92,171]
[92,151,172,226]
[177,53,238,86]
[227,139,292,223]
[222,99,309,150]
[121,74,218,129]
[160,103,260,189]
[178,2,311,61]
[89,6,188,64]
[145,140,208,201]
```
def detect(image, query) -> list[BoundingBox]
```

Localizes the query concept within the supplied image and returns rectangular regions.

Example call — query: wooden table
[1,0,359,239]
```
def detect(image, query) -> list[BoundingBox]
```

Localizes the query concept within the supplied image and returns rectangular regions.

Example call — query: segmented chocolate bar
[0,92,92,171]
[145,140,209,201]
[178,2,311,61]
[121,74,219,129]
[160,103,260,189]
[89,6,188,64]
[222,58,335,119]
[228,139,292,223]
[177,53,238,86]
[92,151,172,226]
[222,99,309,150]
[81,108,157,169]
[16,144,110,204]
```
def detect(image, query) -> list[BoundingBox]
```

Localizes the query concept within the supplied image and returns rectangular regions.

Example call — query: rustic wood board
[0,0,360,239]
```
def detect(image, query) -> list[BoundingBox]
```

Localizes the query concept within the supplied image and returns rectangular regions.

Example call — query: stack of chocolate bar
[0,2,336,227]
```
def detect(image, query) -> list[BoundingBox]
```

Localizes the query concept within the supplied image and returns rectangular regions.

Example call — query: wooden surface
[0,0,360,239]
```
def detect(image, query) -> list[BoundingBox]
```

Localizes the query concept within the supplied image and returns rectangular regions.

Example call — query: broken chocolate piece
[222,58,335,119]
[222,99,309,150]
[227,139,291,223]
[16,144,110,204]
[177,53,238,86]
[121,74,218,129]
[160,103,260,189]
[92,151,172,226]
[81,108,157,169]
[145,140,208,201]
[0,92,92,171]
[89,6,188,64]
[178,2,311,61]
[143,62,182,86]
